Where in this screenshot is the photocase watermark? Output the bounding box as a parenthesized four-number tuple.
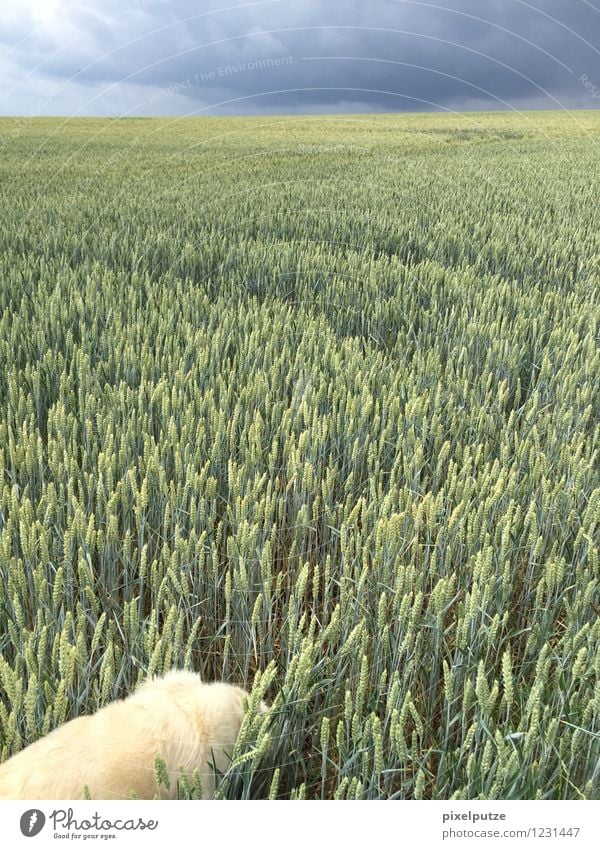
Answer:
(579, 73, 600, 100)
(19, 809, 46, 838)
(147, 55, 295, 103)
(50, 807, 159, 834)
(18, 807, 158, 840)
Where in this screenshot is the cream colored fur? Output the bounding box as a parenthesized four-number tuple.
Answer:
(0, 671, 260, 800)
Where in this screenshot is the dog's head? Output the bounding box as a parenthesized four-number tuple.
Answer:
(136, 673, 269, 741)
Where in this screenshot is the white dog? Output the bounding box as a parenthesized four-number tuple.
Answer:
(0, 670, 263, 800)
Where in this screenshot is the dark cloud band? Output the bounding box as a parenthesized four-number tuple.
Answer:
(1, 0, 599, 115)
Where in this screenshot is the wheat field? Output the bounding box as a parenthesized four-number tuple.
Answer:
(0, 111, 598, 799)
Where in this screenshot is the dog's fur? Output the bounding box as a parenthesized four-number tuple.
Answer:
(0, 671, 261, 800)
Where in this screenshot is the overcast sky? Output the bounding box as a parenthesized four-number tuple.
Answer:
(1, 0, 599, 116)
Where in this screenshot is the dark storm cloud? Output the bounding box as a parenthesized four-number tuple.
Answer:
(1, 0, 599, 115)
